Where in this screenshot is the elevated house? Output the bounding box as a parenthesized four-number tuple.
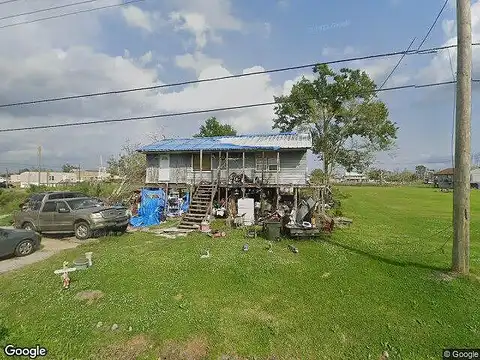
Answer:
(137, 132, 313, 229)
(434, 168, 454, 189)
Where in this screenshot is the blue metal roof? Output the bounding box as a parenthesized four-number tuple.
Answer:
(138, 132, 312, 153)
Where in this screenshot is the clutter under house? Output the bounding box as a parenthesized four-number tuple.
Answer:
(126, 131, 347, 237)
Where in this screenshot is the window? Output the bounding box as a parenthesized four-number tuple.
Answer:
(192, 153, 212, 171)
(56, 201, 70, 212)
(255, 152, 278, 172)
(42, 201, 56, 212)
(48, 175, 54, 181)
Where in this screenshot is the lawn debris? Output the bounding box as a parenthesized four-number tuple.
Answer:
(96, 322, 103, 328)
(75, 290, 104, 304)
(321, 272, 331, 278)
(200, 249, 210, 258)
(379, 350, 389, 360)
(288, 245, 298, 254)
(111, 323, 119, 331)
(208, 230, 226, 238)
(333, 217, 353, 228)
(266, 241, 273, 252)
(243, 244, 249, 252)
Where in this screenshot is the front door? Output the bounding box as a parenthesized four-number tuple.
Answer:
(158, 154, 170, 182)
(53, 201, 75, 232)
(38, 201, 56, 231)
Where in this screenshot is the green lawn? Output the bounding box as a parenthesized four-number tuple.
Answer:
(0, 186, 479, 360)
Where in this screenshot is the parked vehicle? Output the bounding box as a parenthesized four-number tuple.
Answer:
(20, 191, 90, 210)
(0, 227, 41, 257)
(13, 193, 130, 240)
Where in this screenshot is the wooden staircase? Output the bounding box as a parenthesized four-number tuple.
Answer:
(178, 183, 217, 230)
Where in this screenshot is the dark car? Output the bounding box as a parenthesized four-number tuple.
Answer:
(0, 227, 41, 257)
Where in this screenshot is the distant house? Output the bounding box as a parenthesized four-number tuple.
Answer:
(434, 168, 454, 189)
(342, 171, 367, 183)
(9, 171, 78, 188)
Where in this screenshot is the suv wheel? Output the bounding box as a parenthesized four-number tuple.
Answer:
(75, 222, 91, 240)
(22, 222, 34, 231)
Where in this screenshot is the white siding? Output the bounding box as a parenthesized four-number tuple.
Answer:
(145, 150, 308, 185)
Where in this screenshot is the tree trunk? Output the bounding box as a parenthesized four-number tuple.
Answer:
(323, 154, 330, 184)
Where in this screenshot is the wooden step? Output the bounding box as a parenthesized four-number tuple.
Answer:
(185, 213, 205, 218)
(179, 220, 202, 226)
(178, 224, 198, 229)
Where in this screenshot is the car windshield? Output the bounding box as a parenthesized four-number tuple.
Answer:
(66, 198, 101, 210)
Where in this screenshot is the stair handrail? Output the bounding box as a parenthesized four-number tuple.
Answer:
(203, 159, 221, 222)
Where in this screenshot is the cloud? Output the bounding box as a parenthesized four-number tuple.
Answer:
(419, 0, 480, 84)
(168, 0, 242, 49)
(121, 5, 161, 32)
(174, 51, 223, 75)
(0, 0, 293, 171)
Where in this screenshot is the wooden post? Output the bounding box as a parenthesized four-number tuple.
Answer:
(276, 186, 280, 209)
(199, 149, 203, 183)
(276, 151, 280, 185)
(321, 186, 326, 214)
(242, 152, 245, 198)
(217, 151, 221, 203)
(261, 151, 265, 184)
(294, 187, 298, 213)
(453, 0, 472, 274)
(211, 153, 214, 183)
(164, 182, 169, 217)
(242, 152, 245, 183)
(192, 154, 195, 186)
(226, 151, 229, 184)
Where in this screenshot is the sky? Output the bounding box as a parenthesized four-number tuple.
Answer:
(0, 0, 479, 173)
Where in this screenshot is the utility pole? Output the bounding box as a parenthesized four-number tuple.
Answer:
(453, 0, 472, 274)
(78, 164, 81, 182)
(5, 168, 8, 187)
(37, 146, 42, 186)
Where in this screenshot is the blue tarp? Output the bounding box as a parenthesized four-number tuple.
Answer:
(181, 193, 190, 213)
(130, 188, 166, 227)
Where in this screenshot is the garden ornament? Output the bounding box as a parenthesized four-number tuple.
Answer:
(54, 261, 76, 289)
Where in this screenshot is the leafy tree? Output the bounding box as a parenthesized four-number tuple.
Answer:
(309, 168, 325, 184)
(107, 140, 146, 199)
(367, 168, 383, 181)
(415, 165, 427, 179)
(193, 117, 237, 137)
(272, 64, 398, 183)
(62, 163, 77, 173)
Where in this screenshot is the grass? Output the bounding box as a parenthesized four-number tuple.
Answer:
(0, 186, 479, 359)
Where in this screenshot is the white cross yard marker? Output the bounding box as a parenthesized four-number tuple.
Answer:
(54, 261, 76, 289)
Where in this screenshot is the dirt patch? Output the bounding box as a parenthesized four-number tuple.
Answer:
(432, 271, 456, 282)
(75, 290, 104, 304)
(242, 307, 275, 323)
(159, 335, 208, 360)
(99, 335, 151, 360)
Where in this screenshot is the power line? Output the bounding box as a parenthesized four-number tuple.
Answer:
(379, 37, 416, 90)
(0, 0, 145, 30)
(417, 0, 449, 51)
(0, 0, 23, 5)
(1, 79, 478, 133)
(1, 42, 479, 109)
(0, 0, 103, 22)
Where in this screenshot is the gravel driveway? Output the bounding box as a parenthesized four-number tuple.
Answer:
(0, 236, 82, 274)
